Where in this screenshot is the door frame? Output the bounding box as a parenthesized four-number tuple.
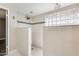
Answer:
(0, 5, 9, 55)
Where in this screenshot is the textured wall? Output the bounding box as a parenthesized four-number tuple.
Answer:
(15, 28, 28, 56)
(32, 24, 43, 48)
(43, 26, 79, 56)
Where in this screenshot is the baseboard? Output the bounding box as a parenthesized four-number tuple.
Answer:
(6, 49, 21, 56)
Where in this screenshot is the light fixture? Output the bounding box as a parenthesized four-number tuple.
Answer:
(25, 16, 30, 20)
(54, 3, 61, 9)
(13, 16, 15, 20)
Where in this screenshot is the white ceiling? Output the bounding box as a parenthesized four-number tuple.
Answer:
(0, 3, 73, 16)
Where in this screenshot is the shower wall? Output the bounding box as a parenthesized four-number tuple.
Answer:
(43, 26, 79, 56)
(32, 16, 44, 48)
(15, 28, 28, 56)
(32, 24, 43, 48)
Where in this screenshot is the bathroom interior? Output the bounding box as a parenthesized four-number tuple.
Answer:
(0, 3, 79, 56)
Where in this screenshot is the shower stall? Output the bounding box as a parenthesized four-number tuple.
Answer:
(10, 3, 79, 56)
(30, 3, 79, 56)
(16, 20, 44, 56)
(43, 3, 79, 56)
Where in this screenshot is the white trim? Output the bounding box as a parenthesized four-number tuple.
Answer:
(28, 27, 32, 56)
(6, 49, 20, 56)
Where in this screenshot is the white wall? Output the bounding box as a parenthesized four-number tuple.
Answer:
(9, 10, 18, 51)
(43, 26, 79, 56)
(9, 10, 29, 55)
(9, 10, 30, 56)
(32, 24, 43, 48)
(15, 28, 29, 56)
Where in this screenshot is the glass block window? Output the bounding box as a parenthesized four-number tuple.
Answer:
(45, 7, 79, 26)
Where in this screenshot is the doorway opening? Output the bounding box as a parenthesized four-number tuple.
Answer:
(0, 8, 8, 56)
